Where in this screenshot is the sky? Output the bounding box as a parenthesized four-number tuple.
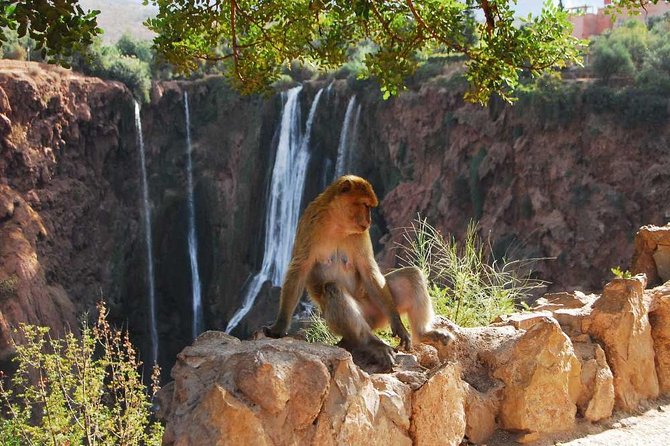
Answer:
(515, 1, 605, 16)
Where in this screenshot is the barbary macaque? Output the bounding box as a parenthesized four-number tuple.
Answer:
(263, 175, 452, 370)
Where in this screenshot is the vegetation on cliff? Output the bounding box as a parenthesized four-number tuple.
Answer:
(515, 16, 670, 130)
(0, 303, 162, 446)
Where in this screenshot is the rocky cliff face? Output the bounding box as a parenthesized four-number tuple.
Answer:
(350, 83, 670, 293)
(0, 61, 138, 364)
(1, 61, 669, 373)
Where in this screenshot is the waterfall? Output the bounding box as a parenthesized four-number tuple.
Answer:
(334, 95, 359, 177)
(184, 92, 203, 339)
(225, 86, 324, 333)
(133, 101, 158, 365)
(351, 102, 362, 165)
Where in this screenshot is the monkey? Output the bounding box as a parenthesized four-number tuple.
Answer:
(263, 175, 452, 371)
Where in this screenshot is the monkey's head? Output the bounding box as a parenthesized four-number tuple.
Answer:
(330, 175, 378, 235)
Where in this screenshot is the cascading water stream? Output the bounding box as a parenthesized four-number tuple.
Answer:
(334, 95, 359, 177)
(225, 86, 324, 333)
(184, 92, 203, 340)
(133, 101, 159, 365)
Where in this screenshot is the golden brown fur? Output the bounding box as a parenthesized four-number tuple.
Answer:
(263, 175, 451, 370)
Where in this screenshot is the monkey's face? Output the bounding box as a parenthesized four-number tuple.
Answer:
(331, 176, 379, 235)
(339, 194, 374, 235)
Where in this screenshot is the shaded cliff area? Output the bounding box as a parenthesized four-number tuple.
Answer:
(0, 61, 668, 372)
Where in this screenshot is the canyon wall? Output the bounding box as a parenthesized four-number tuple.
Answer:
(1, 61, 669, 371)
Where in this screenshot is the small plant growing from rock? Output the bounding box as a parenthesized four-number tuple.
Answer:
(304, 309, 340, 346)
(397, 217, 546, 327)
(0, 301, 163, 445)
(0, 275, 19, 301)
(611, 266, 633, 279)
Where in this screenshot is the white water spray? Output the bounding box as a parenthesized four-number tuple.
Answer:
(334, 95, 360, 177)
(226, 86, 324, 333)
(184, 92, 203, 339)
(134, 101, 158, 365)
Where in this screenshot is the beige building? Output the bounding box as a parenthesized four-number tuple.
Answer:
(569, 0, 670, 39)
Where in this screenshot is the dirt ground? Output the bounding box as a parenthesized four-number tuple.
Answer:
(485, 396, 670, 445)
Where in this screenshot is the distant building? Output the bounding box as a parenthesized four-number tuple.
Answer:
(568, 0, 670, 39)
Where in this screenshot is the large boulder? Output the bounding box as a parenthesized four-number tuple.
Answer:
(482, 318, 581, 434)
(648, 283, 670, 394)
(631, 224, 670, 286)
(409, 363, 466, 446)
(159, 331, 425, 446)
(588, 276, 659, 411)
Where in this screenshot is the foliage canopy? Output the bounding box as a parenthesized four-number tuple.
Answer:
(0, 0, 666, 102)
(145, 0, 585, 103)
(0, 0, 100, 63)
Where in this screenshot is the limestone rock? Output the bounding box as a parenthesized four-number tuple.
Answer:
(631, 224, 670, 286)
(588, 276, 660, 411)
(494, 310, 553, 330)
(463, 382, 500, 444)
(486, 318, 581, 434)
(533, 291, 597, 312)
(160, 332, 415, 446)
(410, 363, 466, 446)
(648, 283, 670, 394)
(573, 340, 614, 422)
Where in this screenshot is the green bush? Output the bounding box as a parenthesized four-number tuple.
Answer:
(72, 41, 152, 103)
(396, 218, 546, 327)
(590, 41, 635, 83)
(518, 75, 580, 127)
(0, 302, 163, 446)
(583, 83, 617, 113)
(106, 56, 152, 102)
(116, 34, 154, 65)
(0, 275, 19, 301)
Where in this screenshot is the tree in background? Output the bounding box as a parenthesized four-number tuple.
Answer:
(591, 39, 636, 83)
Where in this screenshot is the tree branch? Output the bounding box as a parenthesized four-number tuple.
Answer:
(405, 0, 471, 57)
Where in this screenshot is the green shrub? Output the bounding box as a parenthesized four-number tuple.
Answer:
(0, 275, 19, 301)
(396, 218, 546, 327)
(72, 41, 152, 103)
(618, 88, 669, 128)
(591, 41, 635, 82)
(0, 302, 163, 446)
(105, 56, 152, 103)
(116, 34, 154, 65)
(518, 75, 580, 127)
(583, 83, 617, 113)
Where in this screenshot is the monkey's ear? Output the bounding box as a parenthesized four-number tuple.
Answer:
(339, 179, 353, 194)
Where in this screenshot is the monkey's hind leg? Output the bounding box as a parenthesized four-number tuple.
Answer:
(385, 266, 454, 347)
(321, 282, 395, 372)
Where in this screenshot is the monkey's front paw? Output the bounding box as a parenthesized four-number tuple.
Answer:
(262, 325, 286, 339)
(392, 322, 413, 351)
(366, 341, 395, 372)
